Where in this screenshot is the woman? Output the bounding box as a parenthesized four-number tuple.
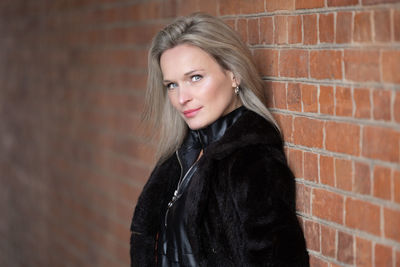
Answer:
(130, 13, 309, 266)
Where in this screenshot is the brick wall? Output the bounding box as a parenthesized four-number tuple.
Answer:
(0, 0, 399, 266)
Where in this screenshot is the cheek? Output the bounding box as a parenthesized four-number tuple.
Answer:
(167, 91, 179, 108)
(201, 78, 227, 101)
(205, 79, 233, 104)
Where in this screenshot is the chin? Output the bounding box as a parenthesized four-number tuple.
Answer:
(183, 113, 219, 130)
(186, 122, 205, 130)
(185, 119, 211, 130)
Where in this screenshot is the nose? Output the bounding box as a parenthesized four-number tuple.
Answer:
(178, 84, 192, 105)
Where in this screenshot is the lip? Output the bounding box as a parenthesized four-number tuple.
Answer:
(183, 107, 202, 118)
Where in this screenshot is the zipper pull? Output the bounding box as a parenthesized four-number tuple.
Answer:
(165, 190, 179, 226)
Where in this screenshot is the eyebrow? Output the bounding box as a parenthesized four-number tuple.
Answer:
(163, 69, 204, 83)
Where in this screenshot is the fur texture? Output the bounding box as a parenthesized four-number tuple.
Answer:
(130, 110, 309, 266)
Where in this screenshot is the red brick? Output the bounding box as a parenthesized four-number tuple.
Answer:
(395, 10, 400, 41)
(319, 86, 334, 115)
(310, 50, 342, 80)
(319, 13, 335, 43)
(353, 162, 371, 195)
(260, 17, 274, 44)
(237, 19, 248, 43)
(301, 84, 318, 113)
(223, 19, 235, 30)
(373, 90, 391, 121)
(354, 11, 372, 42)
(394, 170, 400, 203)
(336, 12, 353, 43)
(320, 155, 335, 186)
(335, 86, 353, 117)
(384, 208, 400, 242)
(296, 183, 311, 214)
(296, 0, 325, 9)
(374, 243, 393, 267)
(320, 225, 336, 258)
(373, 165, 392, 200)
(325, 121, 360, 156)
(266, 0, 295, 11)
(293, 117, 323, 148)
(309, 255, 329, 267)
(271, 82, 287, 109)
(304, 152, 318, 182)
(284, 147, 289, 159)
(253, 49, 279, 77)
(344, 50, 380, 82)
(177, 0, 198, 16)
(197, 0, 218, 15)
(395, 92, 400, 123)
(356, 237, 372, 267)
(274, 16, 287, 44)
(396, 250, 400, 267)
(247, 18, 259, 45)
(335, 158, 353, 191)
(288, 148, 303, 178)
(287, 83, 302, 111)
(345, 198, 380, 235)
(338, 231, 354, 264)
(279, 49, 308, 78)
(328, 0, 358, 6)
(362, 126, 400, 162)
(240, 0, 265, 14)
(354, 88, 371, 119)
(288, 15, 302, 44)
(218, 0, 240, 15)
(303, 14, 318, 45)
(374, 10, 391, 42)
(273, 113, 293, 142)
(304, 220, 320, 252)
(363, 0, 399, 4)
(312, 188, 344, 224)
(382, 50, 400, 84)
(264, 81, 274, 108)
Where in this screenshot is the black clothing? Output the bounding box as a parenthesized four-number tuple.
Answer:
(130, 108, 309, 266)
(158, 107, 246, 267)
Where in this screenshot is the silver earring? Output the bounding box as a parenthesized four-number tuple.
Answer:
(234, 86, 240, 95)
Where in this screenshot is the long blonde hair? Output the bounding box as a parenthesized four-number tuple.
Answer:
(143, 13, 279, 162)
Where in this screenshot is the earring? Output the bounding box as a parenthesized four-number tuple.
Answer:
(234, 85, 240, 95)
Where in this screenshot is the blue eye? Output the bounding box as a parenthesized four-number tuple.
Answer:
(166, 83, 178, 90)
(191, 75, 202, 82)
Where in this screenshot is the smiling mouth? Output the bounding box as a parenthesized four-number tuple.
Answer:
(183, 107, 202, 118)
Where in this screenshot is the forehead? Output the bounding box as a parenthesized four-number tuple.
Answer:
(160, 44, 221, 78)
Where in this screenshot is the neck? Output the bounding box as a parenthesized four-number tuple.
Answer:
(177, 106, 246, 173)
(194, 105, 246, 149)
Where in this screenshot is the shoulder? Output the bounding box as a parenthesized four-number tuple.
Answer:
(219, 142, 296, 210)
(207, 110, 284, 159)
(228, 143, 292, 184)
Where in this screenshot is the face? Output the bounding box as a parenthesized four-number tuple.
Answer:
(160, 44, 241, 130)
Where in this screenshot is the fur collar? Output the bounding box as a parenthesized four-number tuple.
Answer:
(204, 109, 283, 160)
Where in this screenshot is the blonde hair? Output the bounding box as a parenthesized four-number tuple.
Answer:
(143, 13, 279, 162)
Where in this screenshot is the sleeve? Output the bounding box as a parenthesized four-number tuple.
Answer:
(130, 231, 157, 267)
(228, 145, 309, 267)
(130, 156, 180, 267)
(129, 168, 161, 267)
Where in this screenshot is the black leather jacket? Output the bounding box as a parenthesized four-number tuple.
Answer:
(157, 107, 246, 266)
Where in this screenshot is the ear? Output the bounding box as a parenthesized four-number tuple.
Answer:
(228, 71, 240, 88)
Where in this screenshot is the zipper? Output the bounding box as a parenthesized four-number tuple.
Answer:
(164, 150, 197, 227)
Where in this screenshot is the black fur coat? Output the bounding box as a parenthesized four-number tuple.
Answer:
(130, 110, 309, 266)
